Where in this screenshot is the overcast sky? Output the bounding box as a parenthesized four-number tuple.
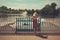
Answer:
(0, 0, 60, 9)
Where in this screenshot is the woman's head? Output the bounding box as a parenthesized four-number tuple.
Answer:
(33, 12, 38, 16)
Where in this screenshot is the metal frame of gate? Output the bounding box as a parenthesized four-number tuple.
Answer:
(16, 17, 60, 34)
(16, 17, 41, 32)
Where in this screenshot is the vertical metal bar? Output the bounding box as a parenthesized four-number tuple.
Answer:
(21, 18, 23, 29)
(18, 18, 20, 31)
(30, 18, 33, 30)
(22, 18, 24, 29)
(30, 17, 32, 31)
(29, 18, 30, 31)
(16, 18, 17, 31)
(26, 18, 28, 31)
(18, 18, 20, 30)
(20, 18, 21, 30)
(26, 18, 28, 32)
(28, 17, 29, 31)
(31, 18, 33, 31)
(21, 18, 22, 31)
(17, 18, 18, 31)
(29, 17, 30, 31)
(19, 18, 20, 31)
(28, 18, 30, 30)
(20, 18, 21, 31)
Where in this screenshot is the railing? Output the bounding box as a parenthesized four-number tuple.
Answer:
(16, 17, 60, 34)
(0, 17, 60, 34)
(16, 17, 41, 32)
(41, 22, 60, 33)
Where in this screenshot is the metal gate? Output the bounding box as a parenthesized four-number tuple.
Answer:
(16, 17, 60, 34)
(16, 17, 41, 32)
(41, 18, 60, 34)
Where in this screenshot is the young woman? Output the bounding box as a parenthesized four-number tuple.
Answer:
(32, 12, 38, 34)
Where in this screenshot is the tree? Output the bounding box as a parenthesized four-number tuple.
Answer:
(51, 3, 57, 16)
(40, 3, 58, 18)
(40, 4, 51, 17)
(27, 9, 32, 16)
(51, 3, 57, 8)
(1, 6, 7, 10)
(31, 9, 35, 15)
(57, 8, 60, 15)
(0, 6, 8, 18)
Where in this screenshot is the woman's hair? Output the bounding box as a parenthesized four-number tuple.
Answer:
(33, 12, 38, 16)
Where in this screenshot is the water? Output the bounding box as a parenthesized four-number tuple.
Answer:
(0, 11, 39, 29)
(0, 15, 20, 28)
(0, 11, 32, 29)
(0, 15, 33, 28)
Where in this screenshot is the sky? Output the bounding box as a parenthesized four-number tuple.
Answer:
(0, 0, 60, 9)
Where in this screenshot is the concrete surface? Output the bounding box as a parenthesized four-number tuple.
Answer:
(0, 35, 60, 40)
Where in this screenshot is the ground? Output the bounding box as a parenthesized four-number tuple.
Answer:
(0, 35, 60, 40)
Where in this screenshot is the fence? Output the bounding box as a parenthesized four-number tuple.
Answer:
(16, 17, 60, 34)
(40, 18, 60, 34)
(0, 17, 60, 34)
(16, 17, 41, 32)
